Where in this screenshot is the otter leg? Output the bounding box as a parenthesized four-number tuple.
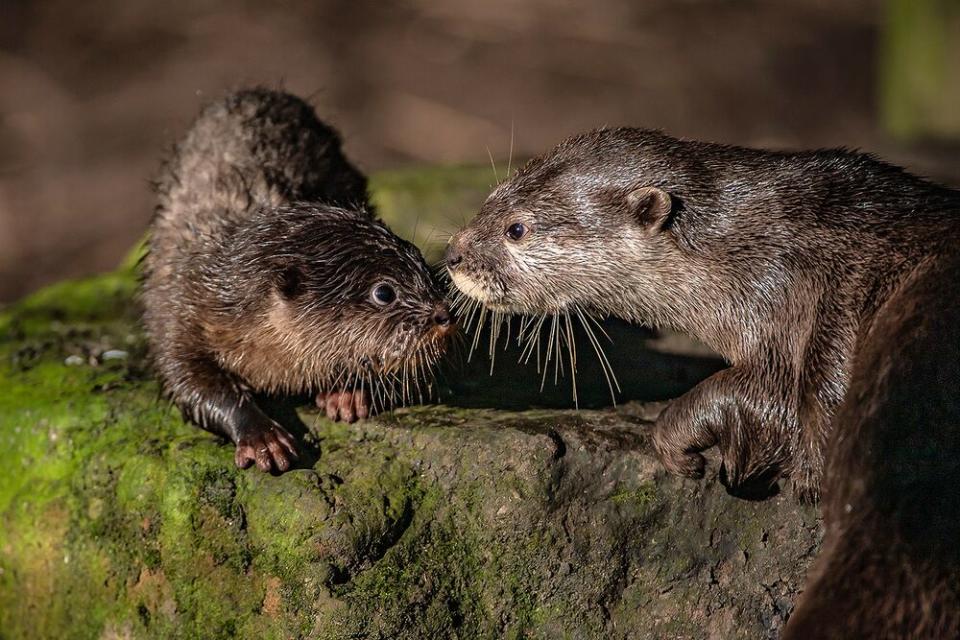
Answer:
(651, 365, 795, 494)
(788, 416, 827, 503)
(315, 390, 371, 423)
(167, 353, 299, 472)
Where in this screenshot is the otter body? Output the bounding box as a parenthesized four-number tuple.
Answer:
(446, 128, 960, 635)
(784, 250, 960, 638)
(143, 89, 452, 472)
(447, 128, 959, 499)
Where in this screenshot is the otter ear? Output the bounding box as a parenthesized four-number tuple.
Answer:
(626, 186, 672, 233)
(274, 263, 305, 300)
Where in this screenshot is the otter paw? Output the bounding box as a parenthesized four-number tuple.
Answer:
(234, 422, 299, 473)
(650, 420, 709, 479)
(790, 468, 822, 504)
(316, 390, 370, 423)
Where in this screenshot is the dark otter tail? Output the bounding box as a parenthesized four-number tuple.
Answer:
(784, 251, 960, 639)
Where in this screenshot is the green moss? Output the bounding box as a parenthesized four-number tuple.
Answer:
(609, 481, 658, 511)
(321, 487, 485, 639)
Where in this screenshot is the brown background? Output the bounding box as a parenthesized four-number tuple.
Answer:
(1, 0, 957, 304)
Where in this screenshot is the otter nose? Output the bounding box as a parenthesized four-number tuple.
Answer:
(444, 242, 463, 271)
(432, 304, 452, 328)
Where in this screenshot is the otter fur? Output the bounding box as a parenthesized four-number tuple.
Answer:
(143, 88, 452, 472)
(446, 127, 960, 635)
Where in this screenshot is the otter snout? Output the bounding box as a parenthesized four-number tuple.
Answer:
(433, 304, 452, 328)
(429, 302, 455, 337)
(444, 240, 464, 271)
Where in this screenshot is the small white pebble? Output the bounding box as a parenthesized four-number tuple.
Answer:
(64, 355, 84, 366)
(101, 350, 128, 361)
(844, 503, 853, 513)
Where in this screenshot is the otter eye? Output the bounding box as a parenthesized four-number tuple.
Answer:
(505, 222, 528, 241)
(371, 283, 397, 306)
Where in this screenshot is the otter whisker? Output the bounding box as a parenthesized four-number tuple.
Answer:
(554, 313, 564, 384)
(582, 309, 615, 345)
(507, 119, 515, 178)
(563, 309, 579, 408)
(541, 313, 558, 393)
(468, 306, 488, 362)
(488, 310, 503, 374)
(517, 314, 535, 346)
(486, 146, 500, 184)
(518, 312, 547, 366)
(574, 305, 621, 403)
(411, 213, 421, 247)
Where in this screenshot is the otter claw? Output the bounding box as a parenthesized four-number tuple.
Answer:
(234, 422, 299, 473)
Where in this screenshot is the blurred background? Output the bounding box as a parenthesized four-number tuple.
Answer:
(1, 0, 958, 305)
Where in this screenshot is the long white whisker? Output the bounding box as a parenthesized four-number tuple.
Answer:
(564, 309, 578, 408)
(575, 305, 621, 402)
(541, 314, 558, 392)
(468, 306, 487, 362)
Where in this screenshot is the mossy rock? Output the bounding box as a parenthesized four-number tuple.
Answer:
(0, 166, 820, 639)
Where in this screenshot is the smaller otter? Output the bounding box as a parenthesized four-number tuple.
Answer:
(142, 89, 453, 473)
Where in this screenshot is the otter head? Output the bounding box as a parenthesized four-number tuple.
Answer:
(445, 128, 679, 320)
(221, 204, 453, 400)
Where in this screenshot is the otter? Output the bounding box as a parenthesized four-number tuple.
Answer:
(782, 249, 960, 638)
(446, 127, 960, 635)
(142, 88, 453, 473)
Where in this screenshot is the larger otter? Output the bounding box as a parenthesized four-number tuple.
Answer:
(143, 89, 453, 473)
(446, 129, 960, 635)
(783, 245, 960, 637)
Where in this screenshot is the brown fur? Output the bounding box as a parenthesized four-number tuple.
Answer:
(783, 251, 960, 638)
(142, 89, 452, 473)
(447, 128, 960, 635)
(446, 127, 959, 501)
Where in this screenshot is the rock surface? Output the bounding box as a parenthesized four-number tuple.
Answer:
(0, 167, 820, 639)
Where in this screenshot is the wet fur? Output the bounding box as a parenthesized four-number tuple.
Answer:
(784, 252, 960, 638)
(448, 127, 960, 500)
(449, 128, 960, 635)
(142, 88, 449, 472)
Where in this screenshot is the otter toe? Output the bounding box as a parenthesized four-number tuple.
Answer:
(338, 392, 355, 422)
(663, 450, 707, 479)
(318, 390, 373, 422)
(355, 392, 370, 420)
(235, 445, 257, 470)
(235, 422, 299, 473)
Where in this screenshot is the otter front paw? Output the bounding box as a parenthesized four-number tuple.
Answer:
(650, 411, 711, 480)
(316, 390, 370, 423)
(234, 422, 299, 473)
(652, 408, 783, 499)
(651, 370, 790, 499)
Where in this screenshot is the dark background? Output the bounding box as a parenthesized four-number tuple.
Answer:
(1, 0, 958, 304)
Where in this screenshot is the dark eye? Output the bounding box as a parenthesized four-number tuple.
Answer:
(505, 222, 529, 241)
(371, 282, 397, 306)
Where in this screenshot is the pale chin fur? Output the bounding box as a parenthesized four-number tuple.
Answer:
(450, 270, 492, 303)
